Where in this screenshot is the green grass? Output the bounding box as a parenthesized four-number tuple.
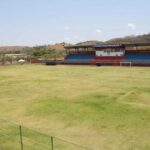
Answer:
(0, 64, 150, 150)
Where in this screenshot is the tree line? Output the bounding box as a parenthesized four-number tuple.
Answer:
(0, 45, 66, 65)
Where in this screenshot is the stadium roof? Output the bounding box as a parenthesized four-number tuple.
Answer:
(65, 43, 150, 49)
(94, 44, 123, 48)
(123, 43, 150, 47)
(64, 45, 94, 49)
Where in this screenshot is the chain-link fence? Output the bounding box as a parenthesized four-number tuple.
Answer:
(0, 119, 93, 150)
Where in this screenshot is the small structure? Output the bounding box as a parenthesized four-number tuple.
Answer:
(18, 59, 25, 64)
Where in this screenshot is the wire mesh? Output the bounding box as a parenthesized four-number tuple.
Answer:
(0, 118, 93, 150)
(0, 119, 20, 150)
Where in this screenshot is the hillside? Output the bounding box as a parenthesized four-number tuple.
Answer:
(76, 33, 150, 46)
(0, 33, 150, 54)
(45, 42, 71, 51)
(76, 40, 103, 46)
(107, 33, 150, 44)
(0, 46, 28, 52)
(0, 43, 69, 53)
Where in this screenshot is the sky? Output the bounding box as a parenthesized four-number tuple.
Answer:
(0, 0, 150, 46)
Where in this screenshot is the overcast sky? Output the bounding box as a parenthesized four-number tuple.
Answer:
(0, 0, 150, 46)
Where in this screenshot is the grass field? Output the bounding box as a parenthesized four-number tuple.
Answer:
(0, 64, 150, 150)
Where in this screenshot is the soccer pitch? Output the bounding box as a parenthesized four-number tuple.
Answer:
(0, 65, 150, 150)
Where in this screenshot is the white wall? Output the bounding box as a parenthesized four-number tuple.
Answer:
(96, 50, 124, 57)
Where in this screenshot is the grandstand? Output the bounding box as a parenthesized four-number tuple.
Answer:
(64, 43, 150, 66)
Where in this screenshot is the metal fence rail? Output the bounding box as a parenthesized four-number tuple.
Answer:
(0, 118, 93, 150)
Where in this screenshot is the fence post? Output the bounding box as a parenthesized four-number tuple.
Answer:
(19, 125, 23, 150)
(51, 136, 54, 150)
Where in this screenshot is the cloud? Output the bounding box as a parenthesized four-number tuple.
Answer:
(95, 29, 102, 33)
(127, 23, 136, 30)
(64, 26, 70, 31)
